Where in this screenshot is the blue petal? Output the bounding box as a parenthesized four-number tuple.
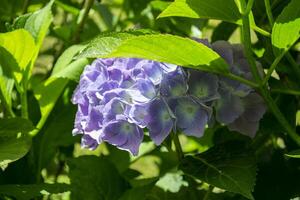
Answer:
(160, 68, 188, 97)
(212, 41, 234, 65)
(228, 93, 266, 137)
(102, 120, 143, 155)
(126, 79, 157, 103)
(173, 97, 210, 137)
(147, 98, 174, 145)
(215, 88, 245, 124)
(188, 71, 219, 102)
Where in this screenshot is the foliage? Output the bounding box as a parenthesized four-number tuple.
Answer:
(0, 0, 300, 200)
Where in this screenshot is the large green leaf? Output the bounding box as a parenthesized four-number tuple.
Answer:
(272, 0, 300, 52)
(33, 45, 88, 126)
(0, 118, 34, 168)
(158, 0, 241, 23)
(0, 183, 70, 200)
(37, 104, 78, 169)
(51, 44, 88, 82)
(0, 29, 36, 71)
(78, 31, 229, 74)
(23, 0, 54, 46)
(179, 142, 257, 200)
(68, 156, 129, 200)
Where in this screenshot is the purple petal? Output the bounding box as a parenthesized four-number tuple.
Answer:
(102, 120, 143, 155)
(212, 41, 234, 65)
(147, 98, 174, 145)
(160, 68, 188, 97)
(173, 97, 210, 137)
(188, 70, 219, 102)
(215, 89, 244, 124)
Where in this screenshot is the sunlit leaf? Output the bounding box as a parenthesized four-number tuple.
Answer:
(272, 0, 300, 52)
(78, 31, 229, 74)
(158, 0, 241, 23)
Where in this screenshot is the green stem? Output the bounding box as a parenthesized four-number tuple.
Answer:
(224, 73, 259, 88)
(203, 185, 213, 200)
(172, 132, 184, 161)
(264, 0, 274, 26)
(263, 51, 285, 85)
(72, 0, 95, 43)
(20, 87, 28, 119)
(253, 25, 271, 37)
(285, 53, 300, 83)
(259, 88, 300, 145)
(0, 91, 15, 117)
(271, 88, 300, 96)
(263, 0, 300, 84)
(240, 0, 300, 146)
(245, 0, 254, 15)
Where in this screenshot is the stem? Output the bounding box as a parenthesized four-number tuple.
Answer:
(22, 0, 30, 14)
(0, 91, 15, 117)
(72, 0, 95, 43)
(203, 185, 213, 200)
(271, 88, 300, 96)
(224, 73, 259, 88)
(263, 51, 285, 85)
(20, 90, 28, 119)
(264, 0, 274, 26)
(241, 8, 262, 84)
(285, 53, 300, 83)
(172, 132, 184, 161)
(240, 0, 300, 146)
(245, 0, 254, 15)
(259, 88, 300, 145)
(263, 0, 300, 84)
(253, 25, 271, 37)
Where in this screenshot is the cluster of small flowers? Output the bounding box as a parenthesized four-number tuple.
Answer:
(72, 40, 266, 155)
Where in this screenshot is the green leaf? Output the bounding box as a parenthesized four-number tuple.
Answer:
(68, 156, 129, 200)
(119, 182, 156, 200)
(51, 44, 89, 82)
(0, 118, 34, 168)
(34, 45, 88, 126)
(179, 142, 257, 200)
(23, 0, 54, 46)
(33, 78, 68, 124)
(37, 104, 78, 169)
(158, 0, 241, 23)
(0, 29, 36, 80)
(285, 150, 300, 158)
(78, 31, 229, 74)
(0, 69, 14, 108)
(0, 183, 71, 200)
(272, 0, 300, 52)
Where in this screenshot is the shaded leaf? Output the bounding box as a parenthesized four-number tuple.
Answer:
(180, 142, 257, 200)
(0, 183, 70, 200)
(0, 118, 34, 168)
(68, 156, 129, 200)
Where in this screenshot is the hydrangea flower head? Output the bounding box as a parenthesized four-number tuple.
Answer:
(72, 40, 267, 155)
(72, 58, 210, 155)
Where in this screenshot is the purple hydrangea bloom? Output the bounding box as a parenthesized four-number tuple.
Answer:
(72, 40, 267, 155)
(72, 58, 210, 155)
